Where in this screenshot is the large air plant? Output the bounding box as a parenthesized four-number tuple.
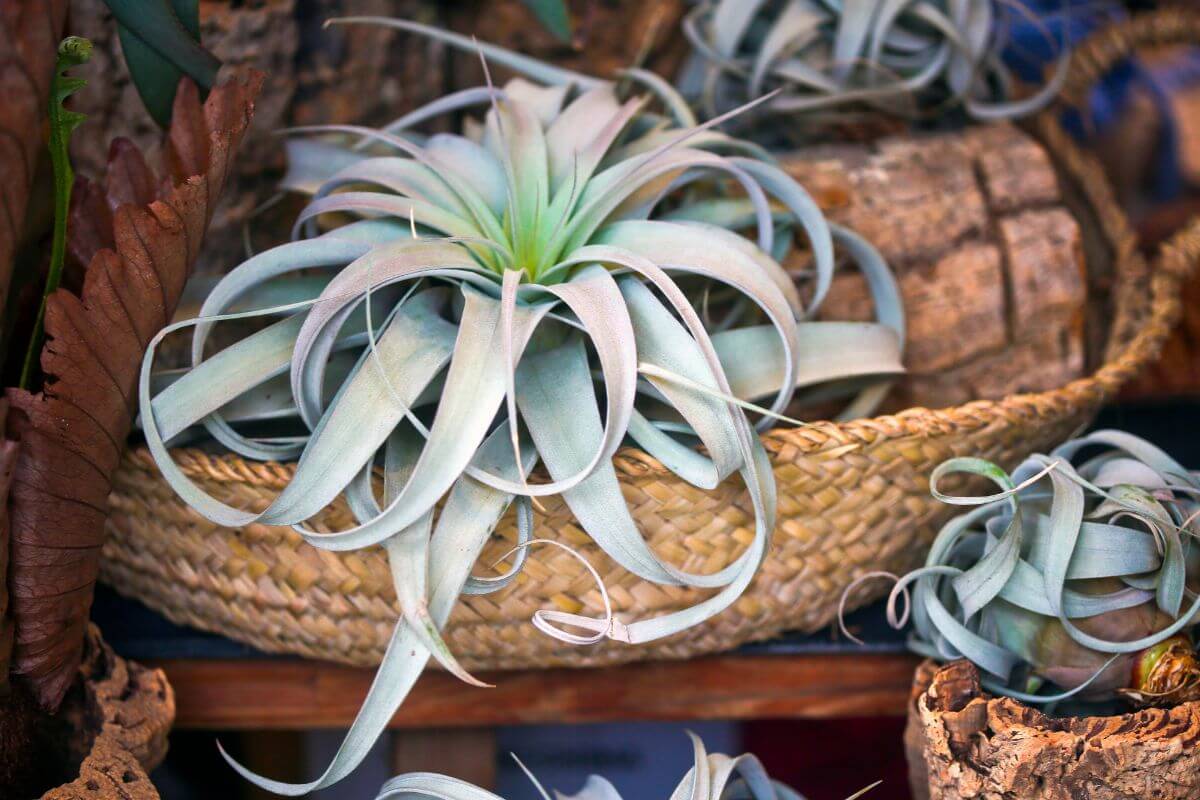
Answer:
(139, 17, 903, 793)
(857, 431, 1200, 707)
(680, 0, 1070, 125)
(372, 734, 877, 800)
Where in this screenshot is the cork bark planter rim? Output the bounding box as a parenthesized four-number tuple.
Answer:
(35, 625, 174, 800)
(904, 658, 1200, 800)
(99, 11, 1200, 671)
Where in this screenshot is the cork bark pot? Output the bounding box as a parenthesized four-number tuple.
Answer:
(904, 659, 1200, 800)
(37, 625, 174, 800)
(93, 14, 1200, 671)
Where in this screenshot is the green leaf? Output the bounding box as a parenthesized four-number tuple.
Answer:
(19, 36, 92, 391)
(519, 0, 572, 43)
(105, 0, 220, 126)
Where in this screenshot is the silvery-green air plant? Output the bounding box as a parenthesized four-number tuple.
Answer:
(680, 0, 1070, 125)
(138, 16, 905, 794)
(852, 431, 1200, 708)
(373, 734, 878, 800)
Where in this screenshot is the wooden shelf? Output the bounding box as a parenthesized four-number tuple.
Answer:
(150, 651, 920, 730)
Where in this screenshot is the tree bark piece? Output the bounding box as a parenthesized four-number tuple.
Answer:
(39, 624, 174, 800)
(905, 659, 1200, 800)
(785, 123, 1096, 413)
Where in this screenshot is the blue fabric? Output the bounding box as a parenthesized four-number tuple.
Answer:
(998, 1, 1200, 202)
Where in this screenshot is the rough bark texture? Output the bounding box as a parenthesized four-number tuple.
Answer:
(38, 625, 174, 800)
(905, 660, 1200, 800)
(785, 122, 1096, 413)
(67, 0, 687, 274)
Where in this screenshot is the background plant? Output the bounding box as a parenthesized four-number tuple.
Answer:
(680, 0, 1071, 127)
(372, 734, 878, 800)
(139, 16, 904, 795)
(853, 430, 1200, 708)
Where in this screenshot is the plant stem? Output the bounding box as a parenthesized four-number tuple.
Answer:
(19, 37, 90, 391)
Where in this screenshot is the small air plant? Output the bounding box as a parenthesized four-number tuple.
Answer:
(372, 734, 878, 800)
(139, 17, 904, 794)
(680, 0, 1070, 126)
(847, 430, 1200, 708)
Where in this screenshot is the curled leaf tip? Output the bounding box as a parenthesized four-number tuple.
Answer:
(58, 35, 92, 65)
(881, 430, 1200, 707)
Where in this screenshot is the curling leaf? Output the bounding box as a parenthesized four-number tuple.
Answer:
(864, 430, 1200, 707)
(371, 734, 862, 800)
(681, 0, 1071, 124)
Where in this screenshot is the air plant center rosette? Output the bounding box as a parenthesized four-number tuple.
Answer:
(856, 430, 1200, 708)
(136, 18, 904, 794)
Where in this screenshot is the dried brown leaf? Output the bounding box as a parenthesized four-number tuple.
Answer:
(0, 0, 66, 692)
(8, 71, 263, 709)
(0, 399, 21, 694)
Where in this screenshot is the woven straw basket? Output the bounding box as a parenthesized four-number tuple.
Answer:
(101, 14, 1200, 670)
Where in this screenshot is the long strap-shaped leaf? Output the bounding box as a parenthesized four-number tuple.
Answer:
(289, 240, 486, 428)
(140, 251, 499, 531)
(466, 264, 637, 499)
(266, 289, 457, 525)
(152, 288, 402, 446)
(377, 425, 490, 686)
(289, 286, 553, 550)
(587, 226, 799, 424)
(222, 427, 537, 795)
(527, 245, 777, 644)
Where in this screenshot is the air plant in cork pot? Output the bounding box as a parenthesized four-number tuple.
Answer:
(850, 430, 1200, 709)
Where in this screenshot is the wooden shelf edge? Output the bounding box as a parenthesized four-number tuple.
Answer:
(149, 652, 920, 730)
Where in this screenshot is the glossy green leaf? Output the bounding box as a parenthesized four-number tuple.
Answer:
(519, 0, 572, 43)
(105, 0, 220, 126)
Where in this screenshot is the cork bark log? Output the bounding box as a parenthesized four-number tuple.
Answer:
(904, 660, 1200, 800)
(38, 625, 174, 800)
(785, 122, 1101, 413)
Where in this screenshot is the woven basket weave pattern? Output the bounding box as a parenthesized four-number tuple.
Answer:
(101, 12, 1200, 669)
